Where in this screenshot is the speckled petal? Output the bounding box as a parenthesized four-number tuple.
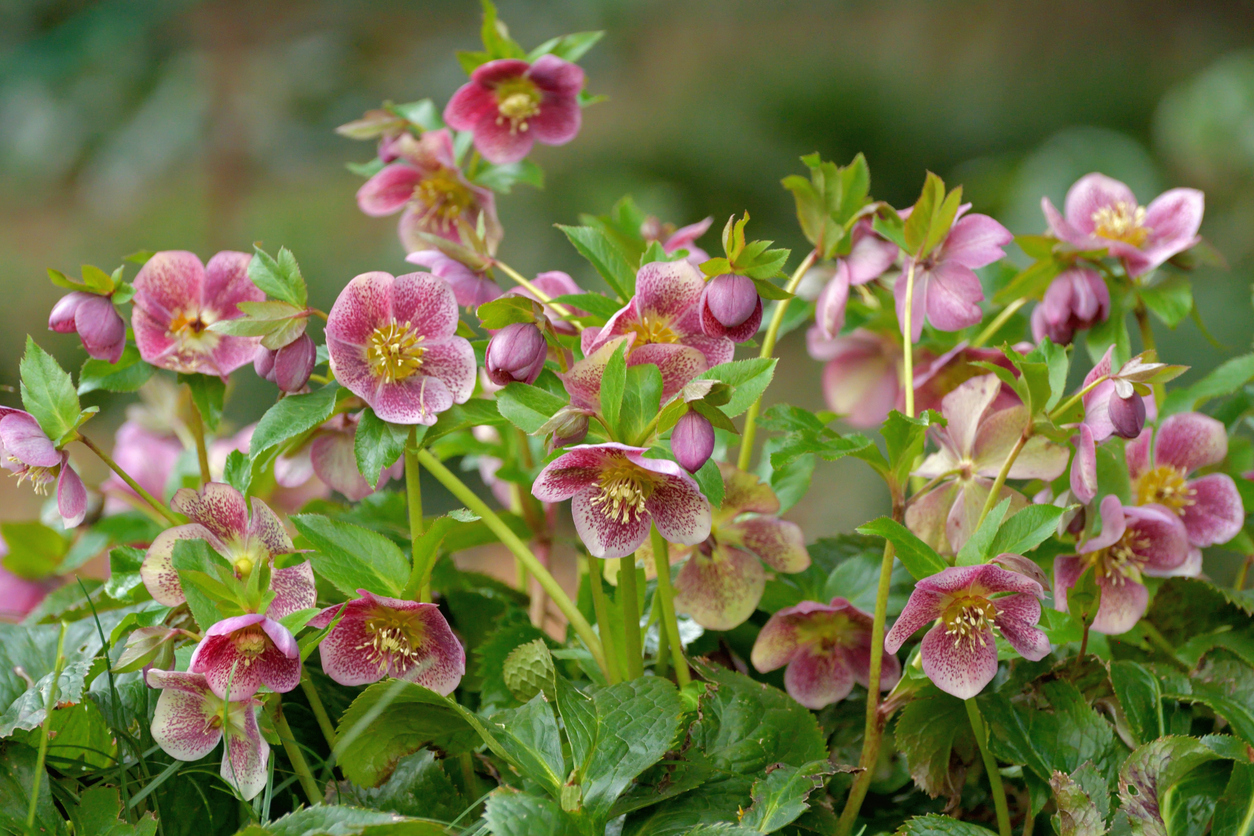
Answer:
(1091, 573, 1150, 635)
(570, 488, 652, 559)
(920, 622, 999, 700)
(269, 562, 317, 620)
(1154, 412, 1228, 475)
(390, 271, 461, 341)
(1181, 473, 1244, 547)
(202, 251, 263, 316)
(634, 260, 706, 321)
(943, 375, 1001, 458)
(673, 546, 765, 631)
(784, 646, 856, 709)
(993, 593, 1050, 661)
(326, 272, 396, 348)
(133, 251, 205, 325)
(643, 472, 713, 547)
(627, 342, 708, 401)
(718, 463, 780, 517)
(141, 523, 223, 606)
(560, 335, 635, 410)
(531, 444, 619, 502)
(1070, 424, 1098, 504)
(148, 670, 223, 762)
(0, 412, 59, 467)
(884, 586, 946, 653)
(357, 163, 423, 216)
(415, 339, 476, 403)
(173, 482, 249, 546)
(370, 374, 454, 426)
(723, 517, 809, 573)
(310, 430, 375, 501)
(1124, 503, 1190, 573)
(904, 481, 960, 555)
(221, 702, 269, 801)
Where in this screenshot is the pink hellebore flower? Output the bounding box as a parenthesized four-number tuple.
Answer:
(140, 482, 315, 617)
(405, 249, 501, 309)
(751, 598, 899, 710)
(894, 206, 1012, 340)
(132, 251, 265, 377)
(906, 376, 1069, 555)
(700, 274, 762, 343)
(814, 220, 900, 339)
(1127, 412, 1244, 550)
(49, 291, 126, 363)
(308, 590, 465, 690)
(326, 271, 476, 425)
(444, 56, 584, 164)
(1042, 173, 1204, 277)
(0, 408, 87, 527)
(357, 129, 502, 252)
(1030, 268, 1110, 346)
(532, 442, 712, 559)
(503, 270, 585, 335)
(1055, 495, 1190, 635)
(662, 217, 714, 265)
(885, 563, 1051, 700)
(1081, 347, 1148, 443)
(673, 465, 809, 630)
(912, 341, 1026, 418)
(806, 327, 901, 429)
(188, 613, 301, 700)
(254, 333, 317, 394)
(276, 414, 402, 503)
(147, 669, 268, 801)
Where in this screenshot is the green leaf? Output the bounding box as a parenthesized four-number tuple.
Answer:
(356, 409, 409, 489)
(20, 336, 81, 443)
(255, 805, 451, 835)
(987, 503, 1066, 557)
(856, 517, 946, 581)
(1162, 353, 1254, 415)
(292, 514, 409, 597)
(897, 815, 999, 835)
(250, 384, 339, 460)
(548, 293, 623, 321)
(472, 159, 545, 193)
(1110, 660, 1164, 746)
(496, 383, 568, 434)
(1140, 275, 1193, 329)
(697, 358, 776, 417)
(222, 449, 251, 496)
(556, 224, 636, 300)
(0, 521, 68, 580)
(1212, 761, 1254, 836)
(426, 399, 503, 443)
(1049, 762, 1110, 836)
(601, 340, 627, 434)
(739, 760, 833, 833)
(332, 750, 467, 822)
(78, 346, 154, 395)
(621, 364, 663, 446)
(883, 409, 940, 487)
(1118, 736, 1225, 835)
(179, 373, 225, 432)
(488, 695, 566, 796)
(956, 498, 1011, 566)
(484, 789, 580, 836)
(476, 295, 539, 329)
(527, 30, 603, 63)
(171, 538, 234, 631)
(895, 688, 974, 801)
(248, 245, 307, 307)
(692, 457, 724, 508)
(903, 172, 945, 255)
(992, 258, 1064, 306)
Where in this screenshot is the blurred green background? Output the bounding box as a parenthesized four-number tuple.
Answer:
(3, 0, 1254, 539)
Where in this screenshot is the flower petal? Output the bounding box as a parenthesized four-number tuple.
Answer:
(269, 562, 318, 620)
(310, 430, 374, 502)
(1154, 412, 1228, 475)
(643, 473, 713, 548)
(919, 622, 999, 700)
(723, 517, 809, 573)
(0, 412, 60, 467)
(1137, 188, 1204, 275)
(1125, 429, 1153, 481)
(469, 110, 535, 164)
(203, 251, 263, 316)
(529, 93, 581, 144)
(173, 482, 249, 547)
(326, 272, 395, 348)
(718, 463, 780, 516)
(939, 213, 1011, 270)
(627, 343, 708, 401)
(443, 81, 496, 132)
(920, 261, 985, 333)
(133, 251, 205, 325)
(390, 271, 461, 341)
(884, 586, 946, 654)
(942, 375, 1001, 459)
(993, 593, 1051, 661)
(1181, 473, 1244, 547)
(531, 444, 618, 503)
(392, 603, 466, 695)
(559, 335, 634, 411)
(246, 497, 294, 558)
(634, 260, 706, 321)
(1070, 425, 1098, 504)
(141, 524, 223, 606)
(56, 462, 87, 528)
(370, 374, 454, 425)
(419, 339, 479, 404)
(904, 481, 960, 556)
(1124, 503, 1190, 573)
(221, 702, 269, 801)
(149, 672, 223, 762)
(894, 261, 930, 341)
(784, 646, 856, 709)
(673, 546, 765, 631)
(815, 263, 850, 340)
(571, 488, 652, 559)
(1063, 173, 1138, 236)
(750, 605, 810, 672)
(1091, 573, 1149, 635)
(1080, 495, 1128, 554)
(528, 54, 585, 97)
(357, 163, 422, 216)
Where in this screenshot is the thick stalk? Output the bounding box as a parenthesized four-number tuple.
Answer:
(965, 698, 1012, 836)
(1133, 302, 1166, 407)
(650, 527, 690, 687)
(970, 297, 1029, 349)
(27, 622, 67, 829)
(737, 249, 819, 470)
(586, 557, 624, 684)
(619, 551, 645, 679)
(404, 428, 430, 601)
(416, 449, 608, 677)
(300, 674, 337, 749)
(901, 260, 919, 418)
(77, 435, 180, 525)
(974, 430, 1030, 529)
(493, 260, 581, 329)
(274, 703, 322, 805)
(187, 398, 212, 486)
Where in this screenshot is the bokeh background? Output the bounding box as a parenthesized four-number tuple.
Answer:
(3, 0, 1254, 545)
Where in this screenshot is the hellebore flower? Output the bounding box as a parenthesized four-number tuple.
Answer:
(147, 669, 268, 801)
(885, 563, 1050, 699)
(671, 411, 715, 473)
(906, 376, 1069, 555)
(254, 332, 316, 393)
(357, 129, 502, 252)
(405, 249, 501, 308)
(1030, 268, 1110, 346)
(485, 322, 547, 386)
(188, 613, 301, 700)
(1127, 412, 1244, 549)
(444, 56, 584, 164)
(308, 590, 465, 689)
(751, 598, 899, 709)
(662, 217, 714, 264)
(1081, 347, 1147, 442)
(536, 405, 592, 451)
(1042, 173, 1204, 277)
(132, 251, 265, 377)
(912, 341, 1026, 417)
(326, 271, 476, 425)
(49, 291, 126, 363)
(813, 220, 900, 339)
(807, 328, 901, 429)
(504, 270, 584, 335)
(700, 274, 761, 342)
(582, 260, 734, 397)
(895, 207, 1012, 340)
(275, 414, 402, 502)
(141, 482, 315, 616)
(0, 408, 86, 527)
(673, 465, 809, 630)
(1055, 495, 1190, 634)
(532, 442, 712, 559)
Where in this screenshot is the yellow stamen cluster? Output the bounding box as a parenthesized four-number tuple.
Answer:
(589, 459, 654, 524)
(1134, 465, 1195, 515)
(630, 313, 679, 346)
(413, 168, 473, 230)
(796, 612, 856, 653)
(941, 597, 997, 647)
(7, 459, 56, 494)
(494, 78, 541, 133)
(1091, 201, 1151, 247)
(232, 627, 269, 666)
(366, 321, 427, 383)
(1095, 531, 1150, 587)
(360, 615, 427, 672)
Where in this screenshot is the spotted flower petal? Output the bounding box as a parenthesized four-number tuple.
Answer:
(919, 621, 1000, 700)
(673, 546, 765, 631)
(188, 613, 302, 699)
(140, 523, 226, 606)
(147, 670, 226, 761)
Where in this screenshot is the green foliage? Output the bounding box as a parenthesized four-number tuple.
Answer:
(249, 384, 340, 462)
(292, 514, 410, 597)
(697, 359, 777, 418)
(355, 409, 409, 488)
(894, 688, 974, 802)
(856, 517, 946, 581)
(78, 346, 154, 395)
(780, 153, 870, 259)
(495, 382, 568, 433)
(557, 224, 636, 300)
(21, 336, 86, 443)
(333, 751, 466, 822)
(246, 245, 308, 308)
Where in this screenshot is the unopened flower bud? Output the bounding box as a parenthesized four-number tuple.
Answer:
(672, 410, 715, 473)
(1108, 392, 1146, 439)
(255, 333, 316, 393)
(538, 406, 590, 450)
(1030, 268, 1110, 346)
(486, 322, 547, 386)
(701, 274, 762, 342)
(48, 291, 126, 363)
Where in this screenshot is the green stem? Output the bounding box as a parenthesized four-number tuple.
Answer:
(737, 248, 819, 471)
(902, 259, 919, 418)
(27, 622, 67, 830)
(1235, 554, 1253, 592)
(966, 698, 1012, 836)
(300, 674, 337, 750)
(619, 551, 645, 679)
(1140, 621, 1190, 671)
(1048, 375, 1108, 424)
(1074, 620, 1091, 674)
(77, 435, 180, 525)
(974, 430, 1029, 530)
(970, 297, 1028, 349)
(416, 448, 608, 678)
(274, 702, 322, 806)
(187, 397, 212, 487)
(586, 557, 623, 684)
(650, 526, 690, 687)
(405, 428, 429, 602)
(493, 259, 581, 329)
(1133, 301, 1166, 407)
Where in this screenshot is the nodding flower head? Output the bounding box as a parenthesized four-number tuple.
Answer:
(0, 408, 86, 528)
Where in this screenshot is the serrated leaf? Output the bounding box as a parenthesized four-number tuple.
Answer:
(955, 497, 1010, 566)
(987, 503, 1066, 557)
(248, 245, 307, 307)
(896, 815, 999, 834)
(222, 449, 252, 496)
(895, 688, 973, 801)
(556, 224, 636, 300)
(20, 336, 81, 442)
(78, 346, 154, 395)
(739, 760, 833, 832)
(496, 383, 568, 434)
(249, 384, 339, 460)
(292, 514, 409, 597)
(1161, 353, 1254, 415)
(697, 358, 776, 417)
(855, 517, 946, 581)
(356, 408, 409, 489)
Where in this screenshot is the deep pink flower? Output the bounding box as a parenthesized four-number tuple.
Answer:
(308, 590, 465, 690)
(886, 563, 1050, 699)
(752, 598, 899, 709)
(1042, 173, 1204, 277)
(1082, 347, 1148, 443)
(672, 465, 809, 630)
(911, 341, 1026, 417)
(188, 613, 301, 700)
(807, 327, 901, 429)
(532, 442, 712, 559)
(503, 270, 584, 335)
(485, 322, 547, 386)
(671, 411, 715, 473)
(444, 56, 584, 164)
(700, 274, 761, 342)
(254, 333, 316, 393)
(101, 421, 183, 512)
(326, 271, 476, 425)
(275, 413, 402, 503)
(662, 217, 714, 265)
(132, 251, 265, 377)
(357, 129, 502, 252)
(814, 220, 900, 339)
(906, 376, 1068, 555)
(0, 408, 86, 527)
(1055, 495, 1191, 635)
(1030, 268, 1110, 346)
(49, 291, 126, 363)
(141, 482, 315, 616)
(0, 538, 53, 621)
(147, 669, 268, 800)
(1127, 412, 1244, 549)
(894, 207, 1012, 340)
(405, 249, 501, 308)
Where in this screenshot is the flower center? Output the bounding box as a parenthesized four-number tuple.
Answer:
(629, 314, 679, 346)
(366, 321, 427, 383)
(589, 459, 654, 524)
(6, 459, 57, 494)
(494, 78, 541, 132)
(1094, 530, 1150, 586)
(233, 627, 269, 664)
(1133, 465, 1195, 515)
(1091, 202, 1151, 247)
(360, 613, 427, 672)
(165, 308, 222, 369)
(941, 597, 997, 647)
(795, 612, 856, 653)
(413, 168, 473, 229)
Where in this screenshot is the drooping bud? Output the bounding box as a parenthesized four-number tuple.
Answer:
(671, 410, 715, 473)
(255, 333, 317, 393)
(1030, 268, 1110, 346)
(1108, 392, 1147, 439)
(537, 405, 590, 451)
(49, 291, 126, 363)
(485, 322, 547, 386)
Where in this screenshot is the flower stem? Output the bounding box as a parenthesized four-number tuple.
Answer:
(274, 701, 322, 806)
(415, 448, 609, 678)
(901, 260, 919, 418)
(965, 697, 1012, 836)
(737, 248, 819, 471)
(77, 435, 180, 525)
(187, 397, 212, 487)
(1140, 621, 1190, 671)
(650, 526, 690, 687)
(970, 297, 1028, 349)
(404, 427, 429, 602)
(586, 556, 623, 684)
(27, 621, 66, 830)
(300, 673, 337, 750)
(1048, 375, 1108, 424)
(974, 430, 1029, 530)
(493, 259, 582, 330)
(619, 551, 645, 679)
(1133, 301, 1166, 407)
(1235, 553, 1253, 592)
